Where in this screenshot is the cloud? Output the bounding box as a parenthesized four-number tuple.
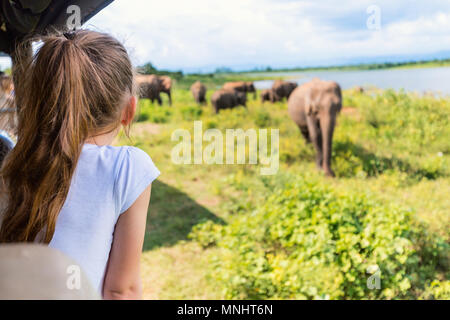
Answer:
(4, 0, 449, 72)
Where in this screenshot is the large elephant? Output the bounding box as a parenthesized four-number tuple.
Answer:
(223, 81, 256, 99)
(272, 80, 298, 101)
(190, 81, 207, 105)
(287, 78, 342, 177)
(136, 74, 162, 105)
(211, 89, 247, 114)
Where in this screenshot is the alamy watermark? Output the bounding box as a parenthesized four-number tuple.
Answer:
(66, 5, 81, 30)
(66, 264, 81, 290)
(171, 121, 279, 175)
(366, 265, 381, 290)
(366, 5, 381, 31)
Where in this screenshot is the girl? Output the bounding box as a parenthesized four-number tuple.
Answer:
(0, 30, 159, 299)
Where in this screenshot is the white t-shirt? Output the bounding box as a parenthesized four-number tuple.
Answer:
(49, 144, 160, 292)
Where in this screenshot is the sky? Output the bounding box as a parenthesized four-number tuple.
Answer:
(2, 0, 450, 72)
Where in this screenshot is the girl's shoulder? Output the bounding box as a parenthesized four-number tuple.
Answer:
(82, 144, 153, 166)
(81, 144, 160, 187)
(97, 145, 159, 215)
(114, 145, 157, 173)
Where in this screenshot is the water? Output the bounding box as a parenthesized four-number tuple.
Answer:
(253, 67, 450, 95)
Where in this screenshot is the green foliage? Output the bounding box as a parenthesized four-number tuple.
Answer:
(137, 62, 183, 80)
(179, 105, 203, 121)
(136, 99, 172, 123)
(420, 280, 450, 300)
(333, 90, 449, 180)
(124, 86, 449, 300)
(254, 110, 272, 127)
(190, 177, 448, 299)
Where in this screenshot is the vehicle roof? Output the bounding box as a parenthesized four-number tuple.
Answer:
(0, 0, 113, 55)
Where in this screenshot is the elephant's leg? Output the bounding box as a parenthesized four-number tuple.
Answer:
(157, 94, 162, 106)
(298, 124, 311, 144)
(167, 91, 172, 106)
(319, 112, 336, 177)
(306, 116, 323, 170)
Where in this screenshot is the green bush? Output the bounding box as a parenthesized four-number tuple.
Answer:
(180, 105, 203, 121)
(254, 110, 272, 127)
(420, 280, 450, 300)
(136, 99, 172, 123)
(190, 177, 448, 299)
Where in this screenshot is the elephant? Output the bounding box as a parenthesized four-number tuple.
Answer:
(260, 88, 278, 103)
(272, 80, 298, 101)
(135, 74, 172, 106)
(223, 81, 256, 99)
(190, 81, 207, 105)
(211, 89, 247, 114)
(136, 74, 162, 105)
(0, 76, 13, 96)
(354, 86, 364, 94)
(287, 78, 342, 177)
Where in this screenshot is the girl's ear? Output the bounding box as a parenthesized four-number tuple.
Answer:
(121, 96, 137, 126)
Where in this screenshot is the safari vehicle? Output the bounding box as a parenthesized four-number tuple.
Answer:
(0, 0, 113, 72)
(0, 0, 114, 134)
(0, 0, 114, 300)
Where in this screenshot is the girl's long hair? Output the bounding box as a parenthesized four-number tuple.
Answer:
(0, 30, 134, 243)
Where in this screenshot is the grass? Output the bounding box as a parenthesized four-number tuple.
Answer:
(115, 84, 450, 299)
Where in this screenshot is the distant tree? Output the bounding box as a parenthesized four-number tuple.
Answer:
(215, 67, 233, 74)
(138, 62, 158, 75)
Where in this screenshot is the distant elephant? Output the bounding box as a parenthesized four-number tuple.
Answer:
(136, 74, 172, 106)
(260, 88, 278, 103)
(158, 75, 173, 105)
(211, 89, 247, 114)
(354, 86, 364, 94)
(272, 80, 298, 101)
(191, 81, 207, 104)
(223, 81, 256, 99)
(288, 78, 342, 177)
(136, 74, 162, 105)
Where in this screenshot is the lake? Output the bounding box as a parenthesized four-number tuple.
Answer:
(253, 67, 450, 95)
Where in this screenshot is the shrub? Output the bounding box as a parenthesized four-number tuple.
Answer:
(190, 177, 448, 299)
(180, 105, 203, 121)
(420, 280, 450, 300)
(254, 110, 271, 127)
(136, 99, 172, 123)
